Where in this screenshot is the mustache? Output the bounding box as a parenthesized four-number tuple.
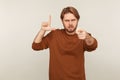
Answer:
(68, 25, 74, 28)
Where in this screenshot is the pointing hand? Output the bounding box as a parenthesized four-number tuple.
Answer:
(76, 28, 87, 39)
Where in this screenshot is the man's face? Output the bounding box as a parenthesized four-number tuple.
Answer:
(62, 13, 78, 34)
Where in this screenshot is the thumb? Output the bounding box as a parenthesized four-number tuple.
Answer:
(50, 27, 57, 31)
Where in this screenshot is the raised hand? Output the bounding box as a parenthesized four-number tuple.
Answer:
(41, 15, 55, 31)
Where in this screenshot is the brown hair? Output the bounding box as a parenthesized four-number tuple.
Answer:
(60, 6, 80, 20)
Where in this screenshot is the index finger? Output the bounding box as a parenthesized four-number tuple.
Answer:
(48, 15, 51, 26)
(76, 28, 86, 34)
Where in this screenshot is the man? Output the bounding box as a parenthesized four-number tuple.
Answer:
(32, 6, 98, 80)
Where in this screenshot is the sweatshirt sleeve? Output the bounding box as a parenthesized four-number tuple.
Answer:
(32, 31, 53, 51)
(83, 36, 98, 52)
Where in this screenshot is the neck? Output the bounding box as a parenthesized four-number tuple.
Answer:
(65, 31, 76, 35)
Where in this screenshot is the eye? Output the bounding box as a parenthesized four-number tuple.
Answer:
(71, 19, 76, 22)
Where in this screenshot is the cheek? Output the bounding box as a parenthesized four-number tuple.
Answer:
(63, 22, 69, 27)
(74, 22, 78, 26)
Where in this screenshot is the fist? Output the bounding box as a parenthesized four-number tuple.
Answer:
(76, 28, 87, 39)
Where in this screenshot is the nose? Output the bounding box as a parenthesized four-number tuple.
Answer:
(69, 21, 72, 25)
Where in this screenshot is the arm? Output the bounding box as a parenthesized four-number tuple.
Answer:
(33, 15, 55, 43)
(84, 33, 98, 51)
(76, 28, 98, 51)
(33, 29, 46, 43)
(32, 29, 49, 50)
(32, 15, 55, 50)
(84, 33, 95, 46)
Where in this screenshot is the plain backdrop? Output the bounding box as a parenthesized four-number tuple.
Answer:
(0, 0, 120, 80)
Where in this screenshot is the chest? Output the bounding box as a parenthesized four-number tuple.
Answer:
(50, 34, 84, 56)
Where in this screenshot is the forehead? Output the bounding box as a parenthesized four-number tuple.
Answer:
(63, 13, 76, 20)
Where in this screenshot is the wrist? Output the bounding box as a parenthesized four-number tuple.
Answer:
(40, 28, 46, 32)
(85, 33, 91, 39)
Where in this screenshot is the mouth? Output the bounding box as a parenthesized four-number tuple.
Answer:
(65, 26, 77, 33)
(68, 26, 74, 30)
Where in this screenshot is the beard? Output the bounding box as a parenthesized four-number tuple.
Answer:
(64, 24, 78, 33)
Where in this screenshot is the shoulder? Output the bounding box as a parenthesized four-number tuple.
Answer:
(46, 29, 64, 38)
(50, 29, 64, 34)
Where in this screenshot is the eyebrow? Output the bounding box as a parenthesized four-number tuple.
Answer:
(64, 19, 76, 21)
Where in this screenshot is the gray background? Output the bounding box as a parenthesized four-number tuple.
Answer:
(0, 0, 120, 80)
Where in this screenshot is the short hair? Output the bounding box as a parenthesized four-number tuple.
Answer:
(60, 6, 80, 20)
